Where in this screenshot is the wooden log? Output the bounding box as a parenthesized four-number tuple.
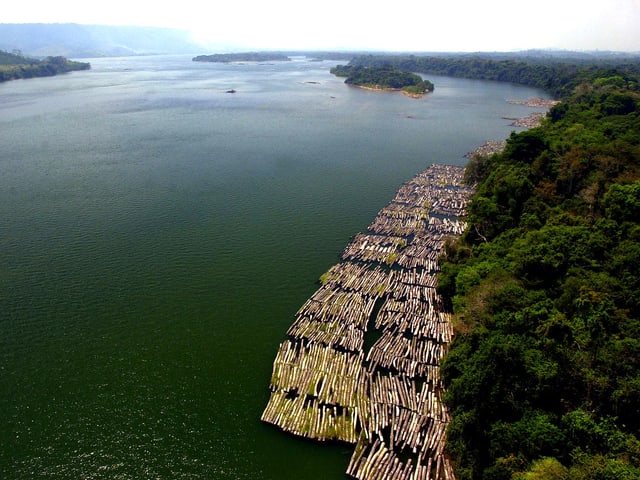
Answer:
(263, 164, 474, 480)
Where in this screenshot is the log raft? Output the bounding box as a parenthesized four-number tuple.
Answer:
(262, 164, 474, 479)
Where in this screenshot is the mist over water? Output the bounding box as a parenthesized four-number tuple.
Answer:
(0, 55, 550, 479)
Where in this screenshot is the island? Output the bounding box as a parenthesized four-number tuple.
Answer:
(0, 50, 90, 83)
(193, 52, 291, 63)
(330, 64, 434, 97)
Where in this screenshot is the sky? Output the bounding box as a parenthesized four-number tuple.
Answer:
(3, 0, 640, 52)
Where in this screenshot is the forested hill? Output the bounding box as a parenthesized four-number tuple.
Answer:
(0, 50, 90, 82)
(344, 54, 640, 98)
(437, 69, 640, 478)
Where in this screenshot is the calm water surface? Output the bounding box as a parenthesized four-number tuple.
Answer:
(0, 55, 550, 478)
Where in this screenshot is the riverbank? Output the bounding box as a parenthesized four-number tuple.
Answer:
(507, 97, 560, 108)
(467, 97, 559, 157)
(465, 140, 507, 158)
(505, 111, 547, 128)
(350, 84, 427, 98)
(0, 53, 90, 83)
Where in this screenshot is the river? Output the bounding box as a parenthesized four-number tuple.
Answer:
(0, 54, 551, 479)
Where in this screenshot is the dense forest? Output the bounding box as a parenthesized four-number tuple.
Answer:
(344, 54, 640, 98)
(0, 50, 90, 82)
(434, 63, 640, 479)
(331, 64, 434, 95)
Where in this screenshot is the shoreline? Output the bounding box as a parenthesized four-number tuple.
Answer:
(465, 140, 507, 158)
(467, 97, 559, 157)
(507, 97, 560, 108)
(350, 84, 427, 98)
(504, 111, 547, 128)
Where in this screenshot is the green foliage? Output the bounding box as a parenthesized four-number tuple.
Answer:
(503, 130, 548, 164)
(318, 271, 331, 285)
(513, 457, 568, 480)
(403, 80, 435, 95)
(345, 54, 640, 98)
(438, 71, 640, 479)
(603, 182, 640, 221)
(567, 453, 640, 480)
(330, 64, 434, 93)
(0, 50, 90, 82)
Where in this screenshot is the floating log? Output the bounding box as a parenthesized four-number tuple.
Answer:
(262, 164, 474, 480)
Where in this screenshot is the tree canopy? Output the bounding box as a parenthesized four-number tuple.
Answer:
(437, 67, 640, 480)
(344, 54, 640, 98)
(331, 64, 434, 95)
(0, 50, 90, 82)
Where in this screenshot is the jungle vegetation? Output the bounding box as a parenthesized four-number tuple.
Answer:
(436, 68, 640, 480)
(0, 50, 90, 82)
(331, 64, 434, 95)
(344, 54, 640, 98)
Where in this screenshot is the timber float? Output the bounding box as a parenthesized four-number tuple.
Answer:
(262, 163, 474, 479)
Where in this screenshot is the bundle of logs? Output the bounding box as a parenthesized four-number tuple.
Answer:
(262, 164, 474, 479)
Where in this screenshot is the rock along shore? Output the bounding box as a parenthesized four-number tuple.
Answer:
(467, 96, 560, 158)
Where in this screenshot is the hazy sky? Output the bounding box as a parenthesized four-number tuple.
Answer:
(4, 0, 640, 51)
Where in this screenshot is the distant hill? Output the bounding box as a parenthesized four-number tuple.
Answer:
(0, 23, 207, 58)
(193, 52, 293, 63)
